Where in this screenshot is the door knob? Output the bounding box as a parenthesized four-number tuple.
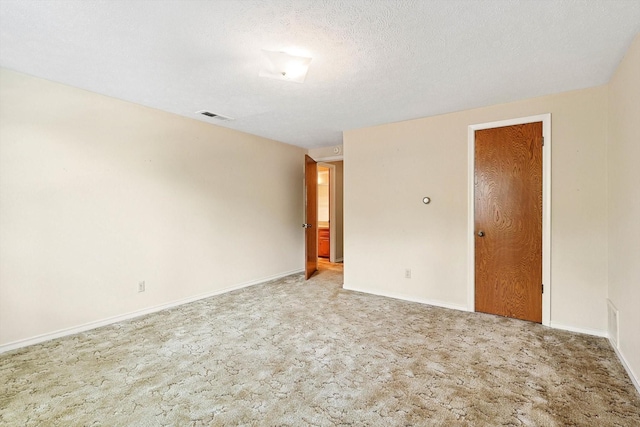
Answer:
(302, 223, 312, 229)
(477, 231, 485, 237)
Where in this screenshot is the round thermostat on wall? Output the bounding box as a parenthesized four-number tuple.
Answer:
(333, 146, 342, 155)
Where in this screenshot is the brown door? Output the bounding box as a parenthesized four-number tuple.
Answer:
(475, 122, 543, 323)
(304, 155, 318, 280)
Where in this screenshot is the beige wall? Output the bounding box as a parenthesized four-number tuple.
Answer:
(0, 69, 305, 347)
(344, 86, 609, 333)
(607, 34, 640, 384)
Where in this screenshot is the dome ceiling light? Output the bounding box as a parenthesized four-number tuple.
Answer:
(259, 50, 312, 83)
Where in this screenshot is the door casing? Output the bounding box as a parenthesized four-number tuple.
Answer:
(467, 114, 552, 326)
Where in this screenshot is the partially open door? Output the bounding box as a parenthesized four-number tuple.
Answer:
(304, 155, 318, 279)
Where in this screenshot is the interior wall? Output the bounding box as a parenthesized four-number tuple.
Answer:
(344, 86, 609, 333)
(0, 69, 305, 347)
(607, 34, 640, 384)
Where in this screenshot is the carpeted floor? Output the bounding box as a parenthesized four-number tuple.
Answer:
(1, 263, 639, 426)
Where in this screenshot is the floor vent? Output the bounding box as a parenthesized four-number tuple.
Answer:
(607, 299, 619, 349)
(196, 111, 234, 121)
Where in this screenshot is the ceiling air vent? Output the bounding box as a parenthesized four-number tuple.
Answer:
(196, 110, 234, 121)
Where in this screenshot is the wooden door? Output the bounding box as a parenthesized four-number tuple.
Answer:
(475, 122, 543, 323)
(304, 155, 318, 279)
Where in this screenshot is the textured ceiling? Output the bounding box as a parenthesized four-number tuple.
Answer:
(1, 0, 639, 148)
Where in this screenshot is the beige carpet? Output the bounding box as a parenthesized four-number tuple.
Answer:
(1, 263, 639, 426)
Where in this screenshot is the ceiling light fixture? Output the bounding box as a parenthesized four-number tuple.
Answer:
(259, 50, 312, 83)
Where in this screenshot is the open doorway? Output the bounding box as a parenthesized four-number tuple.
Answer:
(304, 154, 343, 279)
(317, 165, 330, 259)
(317, 161, 343, 267)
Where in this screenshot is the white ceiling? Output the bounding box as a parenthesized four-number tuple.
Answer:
(1, 1, 638, 149)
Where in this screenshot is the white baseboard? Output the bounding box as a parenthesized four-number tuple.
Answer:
(610, 342, 640, 395)
(343, 284, 469, 312)
(0, 268, 304, 354)
(335, 257, 344, 263)
(548, 321, 608, 338)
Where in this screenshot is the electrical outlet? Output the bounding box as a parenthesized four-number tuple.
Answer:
(138, 281, 145, 293)
(405, 269, 411, 279)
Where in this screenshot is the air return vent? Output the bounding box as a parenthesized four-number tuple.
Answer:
(196, 110, 234, 121)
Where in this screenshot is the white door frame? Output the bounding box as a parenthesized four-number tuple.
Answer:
(318, 162, 337, 263)
(467, 114, 552, 326)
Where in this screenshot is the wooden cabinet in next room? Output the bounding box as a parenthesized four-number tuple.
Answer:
(318, 228, 330, 258)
